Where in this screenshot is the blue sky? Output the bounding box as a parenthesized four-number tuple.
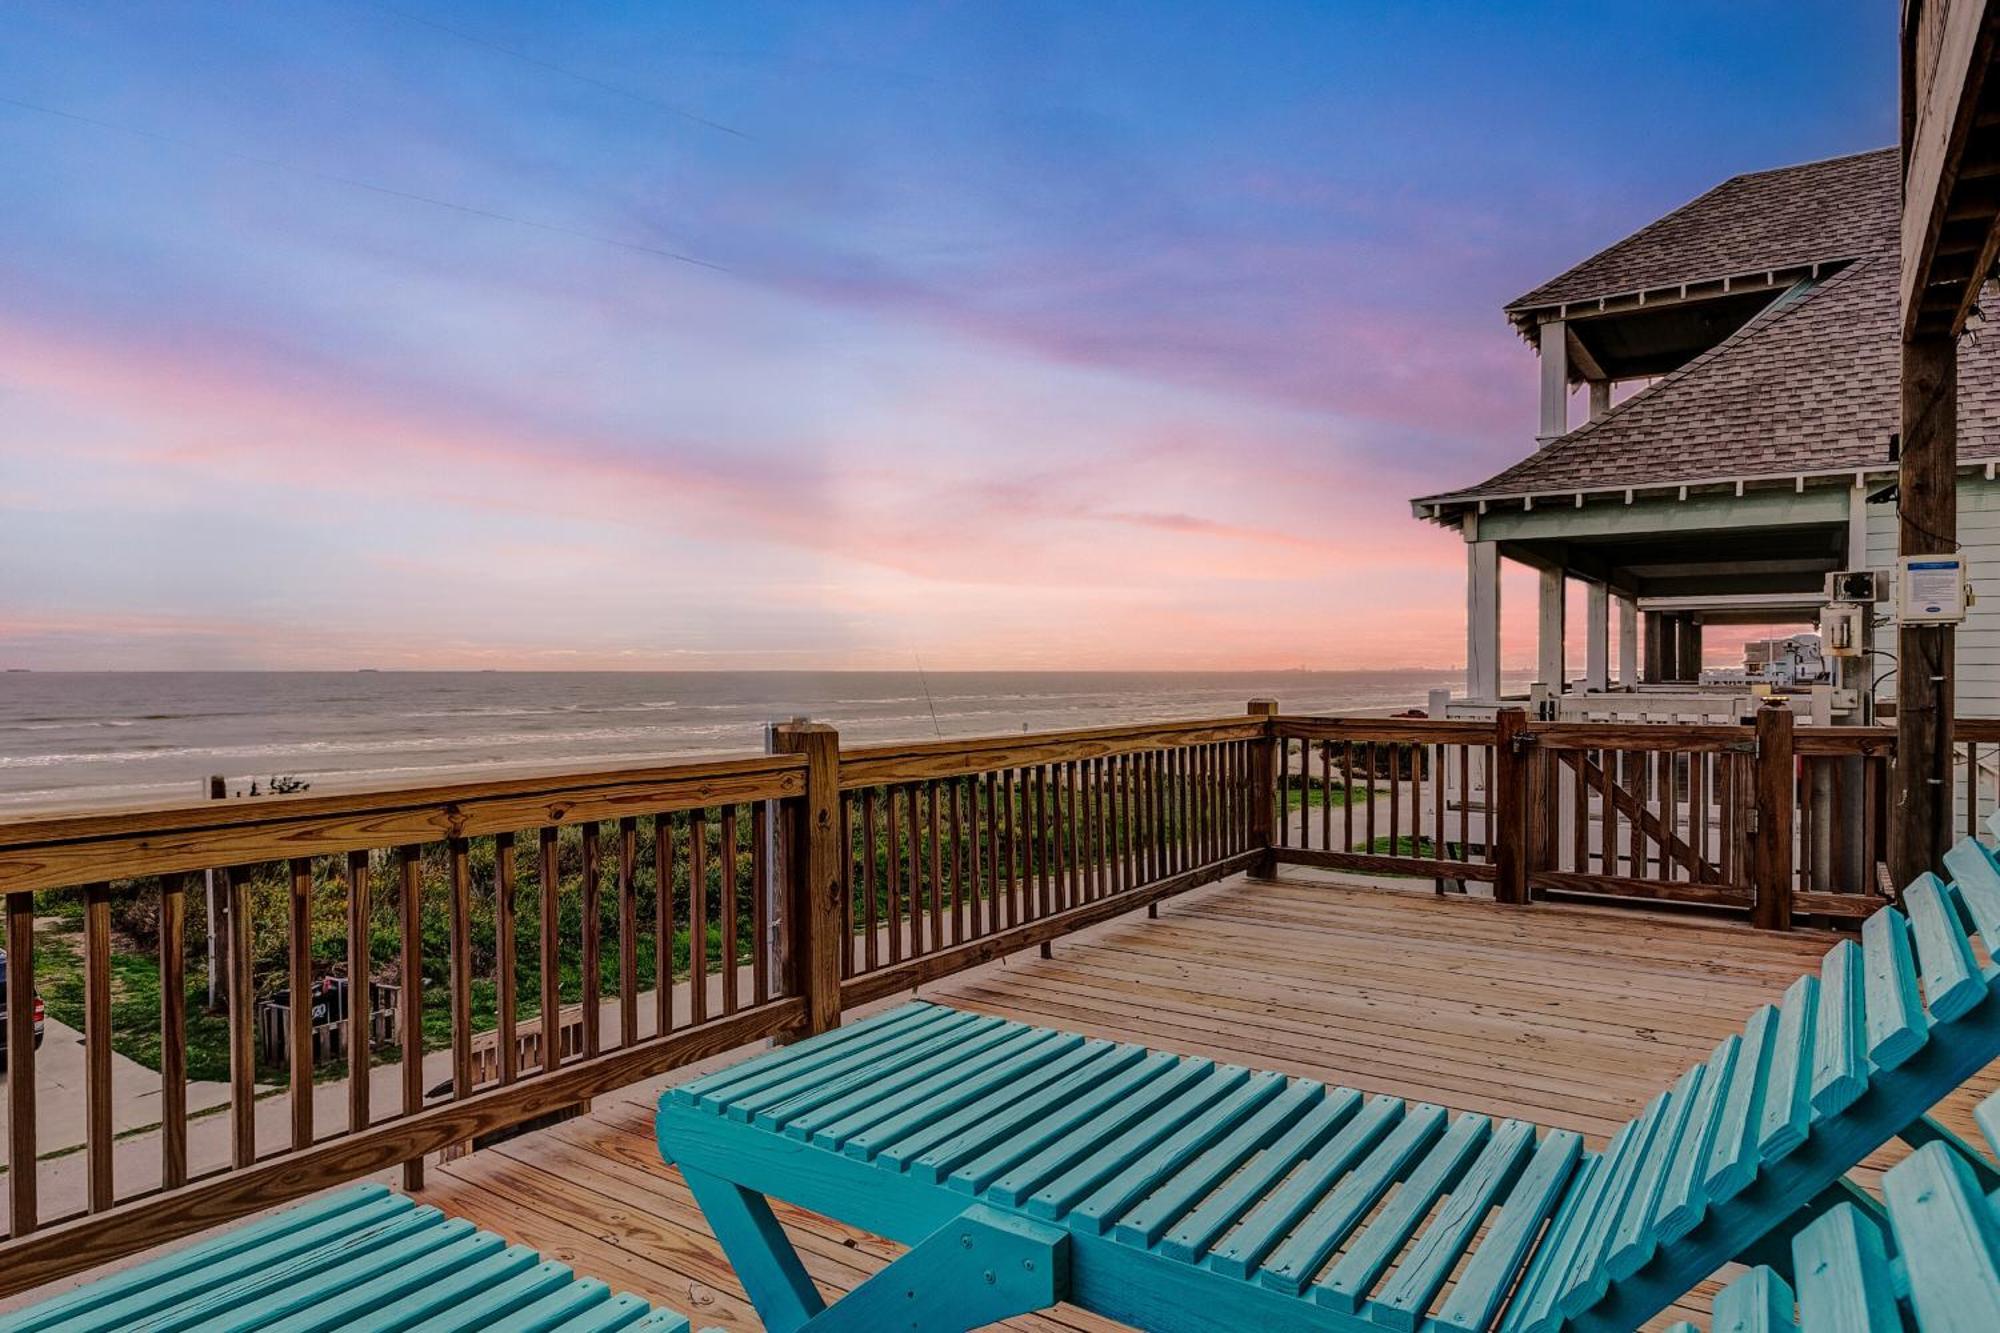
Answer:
(0, 1, 1892, 669)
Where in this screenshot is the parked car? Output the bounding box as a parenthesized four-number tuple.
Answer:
(0, 947, 47, 1069)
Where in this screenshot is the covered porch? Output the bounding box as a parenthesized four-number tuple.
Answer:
(1439, 482, 1875, 723)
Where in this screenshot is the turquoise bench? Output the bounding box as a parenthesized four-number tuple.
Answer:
(657, 832, 2000, 1333)
(1665, 1090, 2000, 1331)
(0, 1183, 697, 1332)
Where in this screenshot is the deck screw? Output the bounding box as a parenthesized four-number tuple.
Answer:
(960, 1234, 973, 1248)
(984, 1271, 996, 1285)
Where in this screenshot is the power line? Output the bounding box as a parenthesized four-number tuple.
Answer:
(363, 3, 748, 141)
(0, 92, 726, 272)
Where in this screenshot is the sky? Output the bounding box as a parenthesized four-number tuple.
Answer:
(0, 1, 1893, 671)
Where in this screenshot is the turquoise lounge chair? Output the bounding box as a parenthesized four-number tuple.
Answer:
(1664, 1090, 2000, 1331)
(656, 833, 2000, 1333)
(0, 1183, 698, 1332)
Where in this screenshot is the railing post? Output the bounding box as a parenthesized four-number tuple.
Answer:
(1753, 700, 1795, 930)
(1248, 699, 1279, 877)
(773, 721, 843, 1037)
(1492, 708, 1529, 905)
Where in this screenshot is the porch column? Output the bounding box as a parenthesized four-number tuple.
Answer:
(1537, 320, 1569, 445)
(1585, 582, 1609, 691)
(1537, 566, 1565, 690)
(1678, 617, 1704, 681)
(1891, 333, 1958, 884)
(1466, 540, 1501, 701)
(1617, 596, 1638, 688)
(1643, 611, 1664, 683)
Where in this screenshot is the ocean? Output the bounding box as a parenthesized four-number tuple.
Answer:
(0, 670, 1519, 813)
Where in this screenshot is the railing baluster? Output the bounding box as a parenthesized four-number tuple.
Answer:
(345, 849, 373, 1126)
(836, 794, 855, 980)
(494, 834, 516, 1085)
(580, 824, 602, 1055)
(979, 772, 997, 929)
(862, 789, 880, 973)
(687, 813, 707, 1025)
(885, 790, 904, 962)
(222, 865, 254, 1171)
(448, 839, 473, 1106)
(160, 873, 188, 1188)
(752, 801, 771, 1006)
(720, 806, 739, 1017)
(619, 817, 639, 1043)
(960, 768, 976, 932)
(927, 781, 944, 948)
(652, 815, 673, 1036)
(82, 883, 113, 1209)
(7, 889, 36, 1235)
(397, 847, 423, 1189)
(286, 860, 313, 1153)
(538, 828, 560, 1073)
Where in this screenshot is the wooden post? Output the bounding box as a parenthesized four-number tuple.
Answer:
(1585, 582, 1610, 692)
(1537, 318, 1568, 445)
(1537, 567, 1565, 693)
(1617, 597, 1639, 689)
(1492, 708, 1528, 905)
(1753, 701, 1796, 931)
(1247, 700, 1279, 877)
(772, 721, 842, 1038)
(1891, 332, 1958, 887)
(1466, 539, 1501, 701)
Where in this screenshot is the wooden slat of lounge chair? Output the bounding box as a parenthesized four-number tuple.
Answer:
(1364, 1116, 1536, 1331)
(1428, 1127, 1581, 1333)
(1754, 973, 1821, 1164)
(1654, 1035, 1737, 1244)
(1885, 1140, 2000, 1328)
(1861, 906, 1928, 1070)
(0, 1184, 695, 1333)
(1787, 1206, 1899, 1329)
(1314, 1111, 1490, 1312)
(1152, 1087, 1360, 1264)
(1907, 872, 1984, 1020)
(1204, 1093, 1402, 1279)
(1809, 938, 1868, 1115)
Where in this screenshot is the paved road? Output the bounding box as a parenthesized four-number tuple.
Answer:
(0, 1018, 235, 1155)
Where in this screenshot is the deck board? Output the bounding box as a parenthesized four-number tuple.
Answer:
(412, 874, 2000, 1331)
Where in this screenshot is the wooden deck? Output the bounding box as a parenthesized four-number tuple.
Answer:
(410, 873, 2000, 1332)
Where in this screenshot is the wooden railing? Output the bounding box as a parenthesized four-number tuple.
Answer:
(833, 718, 1263, 1005)
(1270, 704, 1900, 926)
(0, 752, 809, 1294)
(0, 697, 1945, 1295)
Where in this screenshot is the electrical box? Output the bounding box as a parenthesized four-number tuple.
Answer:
(1825, 569, 1887, 603)
(1896, 554, 1971, 624)
(1820, 604, 1864, 656)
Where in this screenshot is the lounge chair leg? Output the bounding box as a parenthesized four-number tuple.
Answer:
(680, 1167, 825, 1333)
(797, 1202, 1068, 1333)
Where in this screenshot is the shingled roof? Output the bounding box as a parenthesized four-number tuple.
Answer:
(1504, 147, 1898, 325)
(1418, 146, 2000, 513)
(1420, 253, 2000, 507)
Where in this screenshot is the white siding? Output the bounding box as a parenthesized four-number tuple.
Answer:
(1865, 474, 2000, 718)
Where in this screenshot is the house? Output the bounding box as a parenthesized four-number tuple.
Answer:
(1413, 147, 2000, 721)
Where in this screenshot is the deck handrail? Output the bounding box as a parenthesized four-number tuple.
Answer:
(0, 697, 1981, 1296)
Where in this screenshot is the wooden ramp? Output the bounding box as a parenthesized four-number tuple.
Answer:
(412, 874, 2000, 1332)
